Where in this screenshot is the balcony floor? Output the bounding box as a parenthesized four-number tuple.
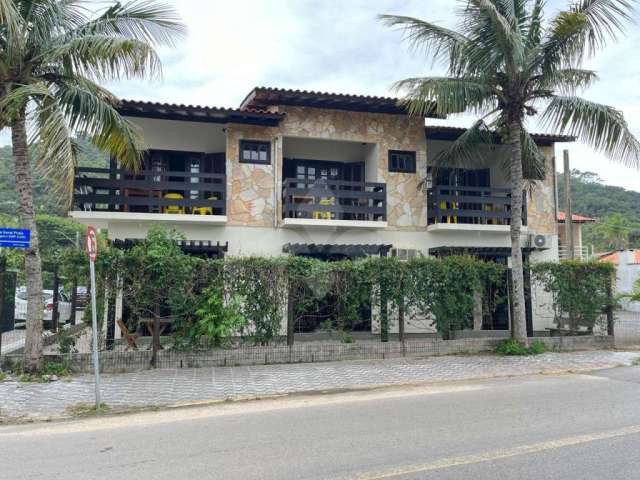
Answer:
(69, 211, 227, 226)
(282, 218, 387, 229)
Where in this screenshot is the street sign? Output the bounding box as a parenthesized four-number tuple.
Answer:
(86, 226, 101, 407)
(86, 226, 98, 262)
(0, 228, 30, 249)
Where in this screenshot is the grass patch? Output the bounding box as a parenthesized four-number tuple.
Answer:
(0, 371, 6, 382)
(17, 361, 71, 383)
(67, 403, 110, 416)
(632, 357, 640, 366)
(496, 339, 547, 356)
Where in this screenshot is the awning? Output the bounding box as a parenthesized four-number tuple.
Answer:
(112, 239, 228, 258)
(283, 243, 392, 259)
(429, 246, 534, 258)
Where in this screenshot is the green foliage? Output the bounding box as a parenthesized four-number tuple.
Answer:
(557, 170, 640, 251)
(531, 260, 616, 331)
(0, 139, 108, 216)
(496, 339, 547, 356)
(185, 287, 246, 348)
(42, 362, 70, 377)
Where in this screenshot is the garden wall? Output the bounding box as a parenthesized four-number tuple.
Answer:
(2, 335, 614, 374)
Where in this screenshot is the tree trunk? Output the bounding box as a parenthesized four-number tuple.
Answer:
(12, 110, 44, 372)
(507, 119, 528, 345)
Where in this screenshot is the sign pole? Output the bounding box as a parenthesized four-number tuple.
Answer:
(86, 226, 101, 408)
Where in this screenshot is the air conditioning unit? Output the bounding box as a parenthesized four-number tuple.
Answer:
(391, 248, 422, 261)
(528, 234, 553, 250)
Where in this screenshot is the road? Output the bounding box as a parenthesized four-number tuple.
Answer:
(2, 367, 640, 479)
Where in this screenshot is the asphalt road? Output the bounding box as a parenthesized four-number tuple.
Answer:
(3, 367, 640, 480)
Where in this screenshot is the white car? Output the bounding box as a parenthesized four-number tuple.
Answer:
(14, 287, 73, 328)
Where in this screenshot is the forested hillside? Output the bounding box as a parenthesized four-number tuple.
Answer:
(0, 139, 108, 217)
(557, 170, 640, 251)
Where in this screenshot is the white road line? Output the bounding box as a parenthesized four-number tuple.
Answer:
(341, 425, 640, 479)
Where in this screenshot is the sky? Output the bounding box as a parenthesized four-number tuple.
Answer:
(3, 0, 640, 192)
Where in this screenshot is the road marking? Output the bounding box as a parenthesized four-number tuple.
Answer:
(0, 384, 484, 437)
(341, 424, 640, 479)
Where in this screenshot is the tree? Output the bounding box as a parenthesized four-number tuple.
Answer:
(0, 1, 185, 372)
(594, 213, 634, 250)
(381, 0, 640, 343)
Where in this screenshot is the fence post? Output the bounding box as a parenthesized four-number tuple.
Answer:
(380, 277, 389, 343)
(287, 283, 295, 347)
(606, 275, 615, 337)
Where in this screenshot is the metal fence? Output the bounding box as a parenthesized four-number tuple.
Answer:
(614, 309, 640, 346)
(0, 335, 614, 374)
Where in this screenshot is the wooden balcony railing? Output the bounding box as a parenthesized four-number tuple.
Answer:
(74, 167, 226, 215)
(282, 178, 386, 222)
(428, 185, 527, 226)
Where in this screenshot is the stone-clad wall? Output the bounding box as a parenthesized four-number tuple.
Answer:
(526, 145, 557, 235)
(275, 106, 428, 229)
(225, 124, 279, 227)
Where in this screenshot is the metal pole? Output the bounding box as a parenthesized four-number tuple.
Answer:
(563, 150, 574, 260)
(89, 259, 101, 407)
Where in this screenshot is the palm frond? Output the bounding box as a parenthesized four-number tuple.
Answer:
(520, 129, 547, 179)
(378, 14, 469, 74)
(541, 0, 636, 70)
(41, 35, 162, 81)
(525, 0, 546, 48)
(541, 95, 640, 168)
(65, 0, 186, 47)
(52, 76, 144, 170)
(532, 68, 598, 96)
(22, 0, 88, 47)
(393, 76, 498, 117)
(432, 119, 497, 168)
(462, 0, 525, 69)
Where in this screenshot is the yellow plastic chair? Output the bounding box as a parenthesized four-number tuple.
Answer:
(192, 196, 219, 216)
(439, 200, 458, 224)
(163, 193, 185, 214)
(313, 197, 335, 220)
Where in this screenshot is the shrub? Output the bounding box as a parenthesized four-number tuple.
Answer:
(42, 361, 70, 377)
(342, 332, 354, 344)
(496, 339, 547, 356)
(184, 286, 246, 348)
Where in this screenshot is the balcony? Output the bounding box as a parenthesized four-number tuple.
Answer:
(427, 185, 527, 232)
(282, 178, 387, 229)
(72, 167, 226, 224)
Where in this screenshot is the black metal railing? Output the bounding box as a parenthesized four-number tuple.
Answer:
(428, 185, 527, 226)
(282, 178, 386, 222)
(74, 167, 226, 215)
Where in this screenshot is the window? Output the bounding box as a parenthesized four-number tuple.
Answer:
(240, 140, 270, 164)
(388, 150, 416, 173)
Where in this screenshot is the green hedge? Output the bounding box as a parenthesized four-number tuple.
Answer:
(531, 260, 616, 331)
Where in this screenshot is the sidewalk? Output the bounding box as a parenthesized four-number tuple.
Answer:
(1, 350, 638, 421)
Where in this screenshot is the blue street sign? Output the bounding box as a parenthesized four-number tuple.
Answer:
(0, 228, 31, 248)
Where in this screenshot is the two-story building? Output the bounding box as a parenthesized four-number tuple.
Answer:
(70, 87, 571, 336)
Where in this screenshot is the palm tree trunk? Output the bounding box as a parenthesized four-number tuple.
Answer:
(11, 109, 44, 372)
(507, 118, 528, 344)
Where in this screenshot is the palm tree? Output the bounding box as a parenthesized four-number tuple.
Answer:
(596, 213, 633, 250)
(381, 0, 640, 344)
(0, 1, 185, 371)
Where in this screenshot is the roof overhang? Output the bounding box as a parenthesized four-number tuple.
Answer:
(425, 126, 575, 146)
(112, 239, 228, 258)
(241, 87, 441, 117)
(117, 99, 284, 126)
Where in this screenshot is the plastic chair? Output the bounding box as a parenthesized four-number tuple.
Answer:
(192, 196, 219, 215)
(163, 193, 185, 214)
(313, 197, 335, 220)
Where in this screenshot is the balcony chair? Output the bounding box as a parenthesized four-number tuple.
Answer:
(439, 199, 458, 224)
(313, 197, 335, 220)
(163, 193, 185, 214)
(192, 195, 220, 216)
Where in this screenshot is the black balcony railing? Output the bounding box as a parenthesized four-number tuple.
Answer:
(282, 178, 386, 222)
(428, 185, 527, 226)
(74, 167, 226, 215)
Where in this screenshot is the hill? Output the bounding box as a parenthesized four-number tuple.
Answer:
(0, 138, 108, 217)
(557, 170, 640, 251)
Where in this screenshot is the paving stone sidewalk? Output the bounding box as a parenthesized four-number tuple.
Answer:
(1, 350, 638, 420)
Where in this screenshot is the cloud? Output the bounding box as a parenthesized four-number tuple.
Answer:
(1, 0, 638, 192)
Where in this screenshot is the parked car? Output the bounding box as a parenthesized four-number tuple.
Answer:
(14, 287, 73, 329)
